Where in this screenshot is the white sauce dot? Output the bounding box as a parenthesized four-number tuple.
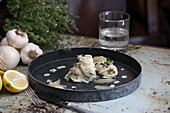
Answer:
(44, 73, 50, 77)
(47, 79, 52, 83)
(114, 80, 120, 84)
(71, 86, 77, 89)
(57, 65, 66, 69)
(49, 68, 57, 73)
(121, 68, 124, 71)
(110, 84, 115, 88)
(122, 75, 127, 79)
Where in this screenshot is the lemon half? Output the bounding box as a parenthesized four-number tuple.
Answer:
(0, 70, 4, 91)
(0, 70, 4, 77)
(0, 76, 2, 91)
(3, 70, 29, 93)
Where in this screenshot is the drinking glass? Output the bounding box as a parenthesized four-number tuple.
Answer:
(99, 11, 130, 52)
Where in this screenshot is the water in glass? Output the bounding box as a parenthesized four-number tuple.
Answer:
(99, 27, 129, 51)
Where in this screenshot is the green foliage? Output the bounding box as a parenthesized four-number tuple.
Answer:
(3, 0, 78, 50)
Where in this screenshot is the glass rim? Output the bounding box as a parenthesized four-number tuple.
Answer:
(99, 11, 130, 22)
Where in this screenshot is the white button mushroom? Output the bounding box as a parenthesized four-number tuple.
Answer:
(6, 29, 29, 49)
(20, 43, 43, 64)
(0, 46, 20, 71)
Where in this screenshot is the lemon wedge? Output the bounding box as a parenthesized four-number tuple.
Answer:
(0, 76, 2, 91)
(0, 70, 4, 91)
(0, 70, 4, 77)
(3, 70, 29, 93)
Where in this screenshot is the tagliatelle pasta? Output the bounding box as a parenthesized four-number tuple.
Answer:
(64, 54, 97, 83)
(64, 55, 118, 83)
(94, 56, 118, 78)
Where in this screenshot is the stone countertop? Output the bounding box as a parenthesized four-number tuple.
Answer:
(0, 35, 170, 113)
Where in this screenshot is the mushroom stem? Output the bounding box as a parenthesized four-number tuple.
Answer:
(0, 58, 7, 71)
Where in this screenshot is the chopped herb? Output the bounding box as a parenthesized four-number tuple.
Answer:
(84, 76, 91, 81)
(65, 73, 71, 80)
(75, 73, 79, 77)
(89, 72, 94, 75)
(81, 54, 85, 57)
(100, 57, 114, 68)
(107, 57, 114, 64)
(107, 57, 110, 61)
(100, 63, 104, 65)
(72, 63, 77, 66)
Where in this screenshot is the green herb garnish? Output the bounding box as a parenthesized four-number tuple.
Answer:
(75, 73, 79, 77)
(72, 63, 77, 67)
(65, 73, 71, 80)
(81, 54, 85, 57)
(107, 57, 114, 64)
(100, 57, 114, 68)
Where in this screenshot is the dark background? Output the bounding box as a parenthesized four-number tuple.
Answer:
(0, 0, 170, 48)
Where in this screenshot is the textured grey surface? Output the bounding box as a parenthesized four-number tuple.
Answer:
(0, 35, 170, 113)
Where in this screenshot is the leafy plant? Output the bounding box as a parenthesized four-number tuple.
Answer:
(3, 0, 78, 50)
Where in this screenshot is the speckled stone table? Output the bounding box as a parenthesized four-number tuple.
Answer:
(0, 35, 170, 113)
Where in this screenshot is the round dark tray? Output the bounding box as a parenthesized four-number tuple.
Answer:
(28, 48, 142, 102)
